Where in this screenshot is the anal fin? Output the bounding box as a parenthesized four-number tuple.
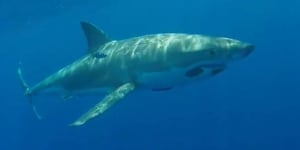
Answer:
(70, 83, 135, 126)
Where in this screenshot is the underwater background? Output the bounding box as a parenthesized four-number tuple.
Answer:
(1, 0, 300, 149)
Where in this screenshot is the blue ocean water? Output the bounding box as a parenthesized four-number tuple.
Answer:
(1, 0, 300, 149)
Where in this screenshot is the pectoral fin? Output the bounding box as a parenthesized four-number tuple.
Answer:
(70, 83, 135, 126)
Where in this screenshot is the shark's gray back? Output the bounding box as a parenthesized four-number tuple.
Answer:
(99, 33, 208, 70)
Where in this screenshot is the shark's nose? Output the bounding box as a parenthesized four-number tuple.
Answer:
(243, 44, 255, 57)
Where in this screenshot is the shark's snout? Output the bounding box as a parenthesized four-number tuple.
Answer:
(242, 44, 255, 57)
(226, 42, 255, 60)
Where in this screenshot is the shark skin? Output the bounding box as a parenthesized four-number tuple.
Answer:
(18, 21, 255, 126)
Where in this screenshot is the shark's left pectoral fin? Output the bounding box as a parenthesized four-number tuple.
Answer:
(70, 83, 135, 126)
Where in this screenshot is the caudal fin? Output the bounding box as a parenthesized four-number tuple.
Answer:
(17, 63, 42, 120)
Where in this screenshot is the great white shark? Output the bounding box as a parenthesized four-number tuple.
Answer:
(18, 22, 255, 126)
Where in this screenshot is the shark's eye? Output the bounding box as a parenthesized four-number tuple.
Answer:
(208, 49, 216, 56)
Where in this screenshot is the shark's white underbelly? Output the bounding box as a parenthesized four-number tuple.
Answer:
(136, 64, 225, 89)
(137, 70, 188, 89)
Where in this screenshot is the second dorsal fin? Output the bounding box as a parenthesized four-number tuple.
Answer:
(80, 21, 111, 53)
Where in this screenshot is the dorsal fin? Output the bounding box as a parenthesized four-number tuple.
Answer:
(80, 21, 111, 53)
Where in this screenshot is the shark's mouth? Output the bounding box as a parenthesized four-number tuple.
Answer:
(185, 66, 204, 77)
(185, 63, 227, 78)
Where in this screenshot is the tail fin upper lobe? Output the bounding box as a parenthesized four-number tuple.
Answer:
(17, 63, 42, 119)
